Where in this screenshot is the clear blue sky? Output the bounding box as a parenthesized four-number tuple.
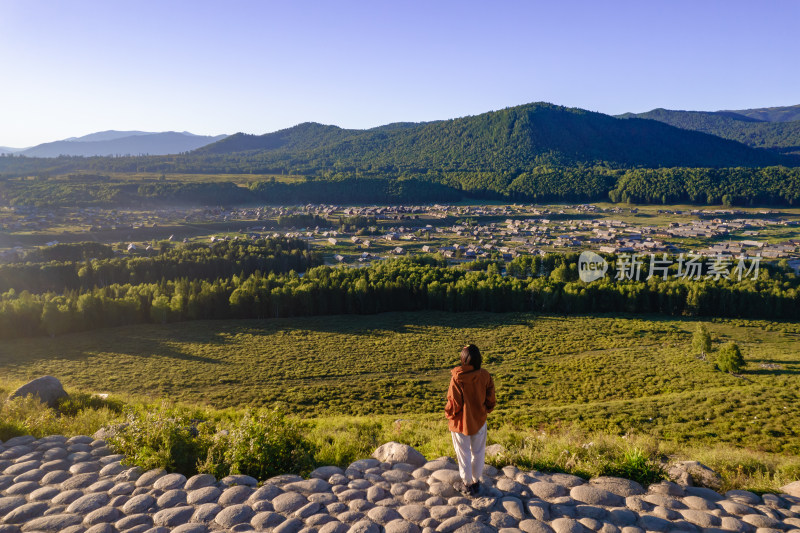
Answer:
(1, 0, 798, 147)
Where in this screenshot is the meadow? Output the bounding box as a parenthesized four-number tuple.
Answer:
(1, 311, 797, 456)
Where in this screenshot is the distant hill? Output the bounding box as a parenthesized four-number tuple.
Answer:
(725, 104, 800, 123)
(0, 146, 24, 155)
(198, 102, 791, 169)
(63, 130, 153, 142)
(20, 131, 227, 157)
(618, 108, 800, 155)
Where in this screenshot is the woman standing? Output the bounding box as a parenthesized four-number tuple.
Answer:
(445, 344, 496, 496)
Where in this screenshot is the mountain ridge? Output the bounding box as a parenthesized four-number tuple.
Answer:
(617, 108, 800, 155)
(195, 102, 793, 169)
(18, 131, 227, 158)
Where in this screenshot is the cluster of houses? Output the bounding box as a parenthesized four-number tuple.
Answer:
(2, 204, 800, 269)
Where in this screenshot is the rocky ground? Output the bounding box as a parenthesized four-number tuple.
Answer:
(2, 435, 800, 533)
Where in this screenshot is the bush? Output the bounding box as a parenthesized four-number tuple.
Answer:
(716, 342, 745, 373)
(200, 408, 316, 480)
(56, 392, 124, 417)
(692, 323, 712, 355)
(603, 447, 665, 486)
(108, 405, 212, 476)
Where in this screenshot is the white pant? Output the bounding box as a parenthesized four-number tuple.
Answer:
(450, 422, 487, 485)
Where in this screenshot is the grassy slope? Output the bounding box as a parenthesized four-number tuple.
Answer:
(1, 311, 798, 454)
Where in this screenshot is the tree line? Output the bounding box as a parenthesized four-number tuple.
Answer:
(4, 165, 800, 207)
(0, 239, 321, 294)
(1, 254, 798, 340)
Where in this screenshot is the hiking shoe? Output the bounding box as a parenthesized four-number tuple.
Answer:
(468, 482, 481, 496)
(453, 480, 470, 495)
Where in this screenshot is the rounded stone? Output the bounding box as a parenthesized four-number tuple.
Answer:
(311, 466, 347, 480)
(430, 506, 458, 521)
(368, 505, 403, 525)
(434, 515, 470, 532)
(70, 461, 102, 474)
(680, 508, 721, 527)
(274, 517, 305, 533)
(549, 518, 588, 533)
(571, 485, 624, 507)
(741, 514, 781, 528)
(295, 501, 323, 518)
(109, 481, 136, 496)
(157, 489, 187, 508)
(191, 503, 222, 523)
(135, 468, 167, 488)
(123, 494, 157, 514)
(66, 492, 110, 514)
(336, 511, 366, 524)
(519, 519, 557, 533)
(3, 460, 41, 476)
(188, 486, 221, 505)
(219, 484, 254, 506)
(431, 470, 462, 485)
(349, 519, 382, 533)
(99, 462, 125, 477)
(28, 486, 61, 501)
(274, 492, 310, 513)
(398, 504, 430, 523)
(116, 513, 154, 531)
(285, 478, 333, 494)
(589, 477, 645, 497)
(4, 481, 39, 495)
(248, 483, 283, 503)
(215, 503, 256, 528)
(221, 474, 259, 487)
(318, 520, 350, 533)
(252, 511, 286, 530)
(19, 513, 82, 531)
(404, 489, 430, 503)
(84, 523, 115, 533)
(153, 505, 195, 527)
(83, 506, 122, 525)
(1, 502, 49, 524)
(50, 489, 84, 506)
(171, 524, 209, 533)
(41, 469, 71, 484)
(384, 519, 421, 533)
(61, 472, 100, 490)
(184, 473, 217, 490)
(530, 482, 568, 500)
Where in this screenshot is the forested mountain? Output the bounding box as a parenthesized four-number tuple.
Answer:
(196, 103, 790, 169)
(20, 131, 227, 157)
(2, 103, 800, 208)
(726, 104, 800, 123)
(618, 108, 800, 155)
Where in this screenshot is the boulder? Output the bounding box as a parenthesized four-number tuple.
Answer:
(781, 481, 800, 498)
(667, 461, 722, 490)
(7, 376, 68, 408)
(486, 444, 506, 457)
(373, 442, 427, 467)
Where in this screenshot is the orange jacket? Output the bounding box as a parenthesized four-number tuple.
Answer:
(445, 364, 496, 435)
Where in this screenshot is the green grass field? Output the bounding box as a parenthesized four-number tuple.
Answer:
(1, 312, 798, 455)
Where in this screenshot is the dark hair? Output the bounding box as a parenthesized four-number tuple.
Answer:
(460, 344, 482, 369)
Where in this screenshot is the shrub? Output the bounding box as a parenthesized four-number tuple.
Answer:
(200, 408, 316, 479)
(56, 392, 124, 417)
(108, 405, 212, 476)
(692, 323, 711, 355)
(603, 446, 665, 486)
(716, 342, 745, 373)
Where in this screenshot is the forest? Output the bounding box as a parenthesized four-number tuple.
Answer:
(1, 243, 798, 340)
(618, 108, 800, 155)
(4, 165, 800, 207)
